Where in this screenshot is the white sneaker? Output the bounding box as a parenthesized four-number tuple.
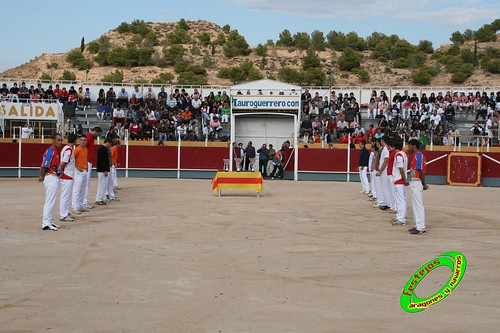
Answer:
(114, 186, 121, 190)
(72, 210, 82, 215)
(84, 203, 94, 209)
(42, 224, 58, 231)
(80, 207, 90, 212)
(60, 215, 74, 222)
(52, 222, 61, 228)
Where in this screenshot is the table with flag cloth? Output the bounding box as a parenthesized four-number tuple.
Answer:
(211, 171, 263, 197)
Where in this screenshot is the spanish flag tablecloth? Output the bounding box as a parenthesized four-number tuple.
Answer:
(211, 171, 263, 196)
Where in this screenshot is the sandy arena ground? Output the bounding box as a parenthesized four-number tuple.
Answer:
(0, 177, 499, 333)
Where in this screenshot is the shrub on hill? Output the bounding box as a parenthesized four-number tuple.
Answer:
(101, 70, 123, 83)
(217, 61, 262, 83)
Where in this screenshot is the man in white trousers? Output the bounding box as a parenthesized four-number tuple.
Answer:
(358, 140, 370, 194)
(95, 138, 113, 205)
(376, 136, 395, 211)
(72, 135, 89, 215)
(110, 139, 121, 190)
(83, 126, 102, 209)
(391, 138, 408, 226)
(368, 143, 378, 202)
(59, 133, 77, 222)
(407, 139, 429, 235)
(39, 133, 63, 231)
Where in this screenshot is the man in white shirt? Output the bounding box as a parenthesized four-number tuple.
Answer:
(485, 113, 493, 146)
(21, 123, 33, 138)
(113, 106, 125, 129)
(191, 94, 202, 117)
(117, 88, 129, 108)
(391, 137, 408, 226)
(59, 134, 77, 222)
(429, 110, 441, 125)
(133, 86, 143, 105)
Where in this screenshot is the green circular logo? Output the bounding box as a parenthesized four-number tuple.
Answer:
(400, 251, 466, 313)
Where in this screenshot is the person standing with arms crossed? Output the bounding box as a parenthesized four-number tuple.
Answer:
(257, 143, 270, 177)
(39, 133, 63, 231)
(95, 138, 113, 205)
(407, 139, 429, 235)
(83, 127, 102, 209)
(358, 139, 370, 194)
(72, 135, 88, 215)
(59, 133, 77, 222)
(391, 137, 408, 226)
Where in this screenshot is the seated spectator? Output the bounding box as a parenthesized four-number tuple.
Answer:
(181, 107, 192, 124)
(166, 94, 177, 112)
(146, 110, 157, 128)
(105, 125, 119, 141)
(8, 82, 19, 103)
(299, 116, 313, 138)
(36, 83, 47, 100)
(157, 123, 168, 145)
(354, 131, 367, 145)
(83, 88, 91, 109)
(135, 107, 147, 125)
(133, 86, 143, 105)
(209, 116, 222, 141)
(96, 102, 106, 121)
(77, 87, 84, 109)
(113, 106, 126, 128)
(97, 88, 105, 105)
(191, 93, 202, 118)
(130, 94, 140, 110)
(73, 120, 83, 136)
(117, 88, 129, 108)
(442, 133, 454, 146)
(126, 106, 135, 125)
(53, 84, 62, 98)
(158, 87, 168, 100)
(18, 82, 29, 102)
(129, 120, 142, 140)
(60, 87, 69, 103)
(104, 103, 113, 121)
(176, 122, 187, 140)
(21, 122, 33, 138)
(141, 121, 154, 140)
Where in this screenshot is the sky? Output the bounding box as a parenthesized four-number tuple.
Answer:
(1, 0, 498, 72)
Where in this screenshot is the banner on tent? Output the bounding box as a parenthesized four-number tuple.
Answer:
(1, 102, 62, 120)
(232, 96, 300, 110)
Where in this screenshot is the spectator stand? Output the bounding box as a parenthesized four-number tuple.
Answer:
(229, 79, 301, 180)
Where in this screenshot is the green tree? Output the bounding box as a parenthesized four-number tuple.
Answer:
(178, 18, 190, 31)
(450, 31, 465, 45)
(411, 66, 438, 85)
(222, 24, 230, 33)
(326, 30, 346, 51)
(446, 45, 461, 56)
(198, 32, 211, 46)
(491, 18, 500, 32)
(217, 61, 262, 84)
(345, 32, 366, 51)
(80, 37, 85, 52)
(278, 67, 304, 84)
(60, 70, 76, 81)
(39, 72, 52, 83)
(276, 29, 294, 47)
(391, 40, 415, 59)
(101, 69, 124, 83)
(293, 32, 310, 50)
(163, 45, 185, 65)
(303, 68, 326, 85)
(66, 50, 85, 67)
(151, 72, 175, 84)
(144, 31, 159, 47)
(474, 24, 496, 42)
(338, 47, 363, 70)
(365, 32, 387, 50)
(352, 68, 370, 82)
(310, 30, 326, 51)
(463, 29, 475, 41)
(460, 48, 475, 64)
(302, 49, 321, 70)
(215, 33, 226, 45)
(129, 19, 152, 36)
(223, 31, 250, 57)
(165, 27, 191, 45)
(484, 59, 500, 74)
(116, 22, 130, 33)
(418, 40, 434, 54)
(177, 71, 208, 85)
(254, 44, 268, 57)
(372, 40, 392, 61)
(87, 41, 100, 54)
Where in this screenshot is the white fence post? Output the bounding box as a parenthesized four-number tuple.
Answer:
(18, 127, 22, 178)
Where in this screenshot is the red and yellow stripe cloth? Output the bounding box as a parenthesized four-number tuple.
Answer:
(211, 171, 263, 194)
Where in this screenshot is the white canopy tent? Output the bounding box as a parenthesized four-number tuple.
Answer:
(228, 79, 302, 180)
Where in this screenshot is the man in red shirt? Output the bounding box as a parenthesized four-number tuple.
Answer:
(39, 133, 63, 230)
(407, 139, 429, 235)
(83, 126, 102, 209)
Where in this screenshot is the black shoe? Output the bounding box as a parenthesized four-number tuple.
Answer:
(380, 205, 390, 210)
(408, 227, 417, 232)
(42, 225, 58, 231)
(409, 229, 426, 235)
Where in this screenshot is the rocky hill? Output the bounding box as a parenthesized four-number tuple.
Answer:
(1, 20, 499, 87)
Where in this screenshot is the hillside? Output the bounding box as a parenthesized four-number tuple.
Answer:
(1, 20, 499, 87)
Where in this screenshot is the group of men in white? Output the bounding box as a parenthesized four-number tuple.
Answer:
(39, 127, 121, 231)
(358, 136, 429, 235)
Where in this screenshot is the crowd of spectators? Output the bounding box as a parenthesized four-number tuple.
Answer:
(299, 89, 500, 148)
(2, 81, 499, 147)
